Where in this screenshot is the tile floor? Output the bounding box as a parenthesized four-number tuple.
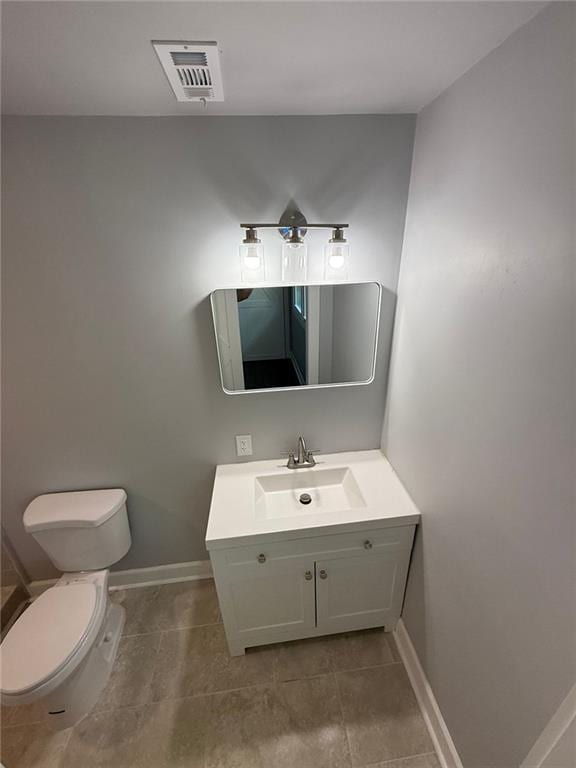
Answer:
(0, 580, 439, 768)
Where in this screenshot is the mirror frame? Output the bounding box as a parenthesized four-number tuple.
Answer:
(210, 281, 382, 395)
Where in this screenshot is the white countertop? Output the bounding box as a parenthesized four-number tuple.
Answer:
(206, 449, 420, 549)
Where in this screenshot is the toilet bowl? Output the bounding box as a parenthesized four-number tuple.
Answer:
(0, 489, 131, 729)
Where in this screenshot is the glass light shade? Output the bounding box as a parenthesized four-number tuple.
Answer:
(240, 241, 265, 282)
(282, 242, 308, 282)
(324, 241, 350, 280)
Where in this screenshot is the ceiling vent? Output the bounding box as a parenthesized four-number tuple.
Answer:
(152, 41, 224, 102)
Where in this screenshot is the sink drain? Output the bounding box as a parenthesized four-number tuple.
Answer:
(299, 493, 312, 505)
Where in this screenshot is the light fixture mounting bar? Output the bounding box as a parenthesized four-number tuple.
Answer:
(240, 223, 348, 230)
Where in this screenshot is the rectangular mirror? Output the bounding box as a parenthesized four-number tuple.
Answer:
(211, 282, 381, 393)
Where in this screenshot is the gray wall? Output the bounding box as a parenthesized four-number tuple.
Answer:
(382, 5, 575, 767)
(2, 115, 415, 579)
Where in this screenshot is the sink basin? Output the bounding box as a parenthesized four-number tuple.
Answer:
(255, 466, 366, 520)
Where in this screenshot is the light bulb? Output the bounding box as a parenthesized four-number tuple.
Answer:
(282, 241, 308, 282)
(240, 239, 265, 282)
(324, 239, 349, 280)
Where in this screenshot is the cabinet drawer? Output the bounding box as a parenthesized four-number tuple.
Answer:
(222, 525, 415, 566)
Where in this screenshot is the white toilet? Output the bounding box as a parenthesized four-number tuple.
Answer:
(0, 489, 131, 729)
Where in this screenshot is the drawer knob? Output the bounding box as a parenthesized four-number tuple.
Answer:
(257, 553, 266, 564)
(364, 540, 373, 550)
(304, 570, 313, 581)
(319, 569, 328, 579)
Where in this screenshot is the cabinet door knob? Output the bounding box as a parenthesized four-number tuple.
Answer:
(304, 570, 313, 581)
(364, 540, 373, 550)
(319, 569, 328, 579)
(257, 553, 266, 564)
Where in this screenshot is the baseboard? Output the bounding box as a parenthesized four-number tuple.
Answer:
(521, 682, 576, 768)
(29, 559, 213, 596)
(108, 559, 213, 590)
(394, 618, 463, 768)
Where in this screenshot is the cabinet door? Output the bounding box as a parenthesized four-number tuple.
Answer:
(315, 549, 409, 633)
(221, 551, 316, 649)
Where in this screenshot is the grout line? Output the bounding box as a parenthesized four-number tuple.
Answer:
(120, 620, 223, 638)
(156, 621, 223, 635)
(152, 681, 273, 703)
(119, 629, 164, 639)
(333, 661, 403, 675)
(1, 717, 51, 730)
(333, 670, 355, 768)
(274, 671, 333, 685)
(361, 751, 439, 767)
(92, 680, 277, 716)
(58, 723, 74, 758)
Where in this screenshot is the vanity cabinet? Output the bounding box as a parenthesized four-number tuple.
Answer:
(209, 524, 415, 656)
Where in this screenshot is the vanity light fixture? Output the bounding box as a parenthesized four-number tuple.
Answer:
(239, 206, 349, 284)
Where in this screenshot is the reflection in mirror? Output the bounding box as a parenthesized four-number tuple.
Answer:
(211, 282, 381, 393)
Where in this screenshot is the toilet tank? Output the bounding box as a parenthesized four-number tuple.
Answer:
(23, 489, 131, 572)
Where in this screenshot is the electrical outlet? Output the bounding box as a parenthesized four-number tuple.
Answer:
(235, 434, 253, 457)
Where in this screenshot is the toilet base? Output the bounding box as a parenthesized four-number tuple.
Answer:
(42, 601, 125, 730)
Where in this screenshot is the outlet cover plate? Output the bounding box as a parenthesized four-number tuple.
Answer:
(235, 435, 253, 457)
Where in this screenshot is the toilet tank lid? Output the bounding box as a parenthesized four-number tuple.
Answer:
(24, 489, 127, 531)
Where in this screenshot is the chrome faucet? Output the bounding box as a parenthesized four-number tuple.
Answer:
(285, 436, 318, 469)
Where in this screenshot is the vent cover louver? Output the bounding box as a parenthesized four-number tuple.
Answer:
(152, 41, 224, 102)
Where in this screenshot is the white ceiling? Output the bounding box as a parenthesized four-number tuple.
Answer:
(1, 1, 546, 116)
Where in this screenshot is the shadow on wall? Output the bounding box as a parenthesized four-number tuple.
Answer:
(400, 524, 427, 669)
(114, 477, 216, 573)
(188, 117, 408, 223)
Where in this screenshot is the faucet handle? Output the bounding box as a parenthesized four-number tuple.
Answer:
(281, 451, 298, 469)
(304, 450, 318, 466)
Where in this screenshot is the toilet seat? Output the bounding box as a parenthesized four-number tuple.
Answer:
(0, 580, 107, 704)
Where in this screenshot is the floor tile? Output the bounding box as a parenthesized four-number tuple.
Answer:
(268, 676, 352, 768)
(200, 686, 274, 768)
(337, 664, 434, 766)
(109, 585, 160, 636)
(61, 707, 145, 768)
(151, 624, 275, 700)
(271, 628, 398, 682)
(273, 635, 333, 681)
(204, 676, 351, 768)
(328, 628, 397, 672)
(62, 698, 208, 768)
(94, 633, 161, 712)
(135, 697, 208, 767)
(1, 700, 49, 728)
(0, 722, 71, 768)
(372, 754, 441, 768)
(386, 631, 403, 662)
(110, 580, 220, 635)
(149, 580, 221, 630)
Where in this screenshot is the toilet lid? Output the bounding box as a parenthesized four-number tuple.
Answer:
(0, 584, 98, 695)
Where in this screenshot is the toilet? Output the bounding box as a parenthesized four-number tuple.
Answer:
(0, 489, 131, 729)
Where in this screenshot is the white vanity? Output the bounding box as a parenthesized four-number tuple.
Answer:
(206, 449, 420, 656)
